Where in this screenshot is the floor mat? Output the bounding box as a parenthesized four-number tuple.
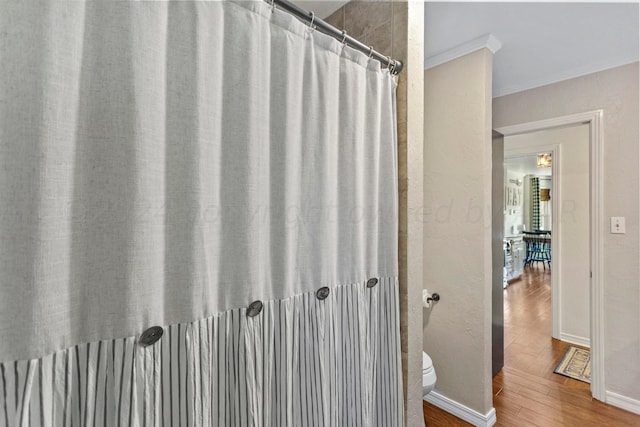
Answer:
(554, 345, 591, 383)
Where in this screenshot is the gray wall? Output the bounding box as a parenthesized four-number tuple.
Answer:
(494, 62, 640, 401)
(423, 48, 495, 415)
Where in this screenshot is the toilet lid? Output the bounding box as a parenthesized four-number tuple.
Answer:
(423, 352, 434, 374)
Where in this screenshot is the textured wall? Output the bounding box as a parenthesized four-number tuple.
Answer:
(325, 2, 424, 424)
(404, 4, 425, 425)
(494, 62, 640, 401)
(423, 49, 495, 415)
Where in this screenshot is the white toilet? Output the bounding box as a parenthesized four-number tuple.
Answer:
(422, 352, 437, 396)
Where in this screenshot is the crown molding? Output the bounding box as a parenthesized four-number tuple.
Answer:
(425, 33, 502, 70)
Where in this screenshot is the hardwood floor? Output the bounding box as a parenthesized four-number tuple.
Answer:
(423, 265, 640, 426)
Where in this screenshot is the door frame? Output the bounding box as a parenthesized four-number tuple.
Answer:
(495, 109, 604, 401)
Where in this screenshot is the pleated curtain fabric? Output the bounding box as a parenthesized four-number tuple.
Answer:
(0, 1, 401, 426)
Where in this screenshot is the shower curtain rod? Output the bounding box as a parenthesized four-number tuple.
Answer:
(268, 0, 404, 75)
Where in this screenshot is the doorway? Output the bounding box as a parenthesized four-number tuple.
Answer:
(504, 146, 559, 336)
(494, 110, 605, 400)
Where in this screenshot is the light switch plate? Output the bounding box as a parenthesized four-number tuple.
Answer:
(611, 217, 625, 234)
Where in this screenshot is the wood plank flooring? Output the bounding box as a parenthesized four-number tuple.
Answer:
(423, 265, 640, 426)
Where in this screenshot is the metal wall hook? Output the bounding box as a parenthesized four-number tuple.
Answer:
(427, 293, 440, 303)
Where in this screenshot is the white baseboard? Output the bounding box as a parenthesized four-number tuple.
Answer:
(559, 332, 590, 348)
(606, 391, 640, 415)
(424, 390, 496, 427)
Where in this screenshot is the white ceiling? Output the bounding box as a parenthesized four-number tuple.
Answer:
(296, 2, 639, 98)
(505, 154, 552, 177)
(425, 2, 640, 97)
(295, 1, 349, 20)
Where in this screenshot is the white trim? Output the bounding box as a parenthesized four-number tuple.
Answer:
(495, 111, 595, 136)
(425, 33, 502, 70)
(496, 109, 605, 402)
(606, 391, 640, 416)
(559, 333, 591, 348)
(424, 390, 496, 427)
(590, 110, 606, 402)
(504, 143, 561, 340)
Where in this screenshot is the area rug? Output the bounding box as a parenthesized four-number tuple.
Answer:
(554, 346, 591, 383)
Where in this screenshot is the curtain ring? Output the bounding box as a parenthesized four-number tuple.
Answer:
(368, 46, 374, 58)
(386, 56, 396, 74)
(341, 30, 348, 45)
(309, 11, 316, 30)
(270, 0, 275, 12)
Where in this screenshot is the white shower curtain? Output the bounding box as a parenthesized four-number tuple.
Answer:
(0, 1, 401, 425)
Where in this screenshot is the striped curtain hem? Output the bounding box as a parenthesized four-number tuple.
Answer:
(0, 277, 402, 427)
